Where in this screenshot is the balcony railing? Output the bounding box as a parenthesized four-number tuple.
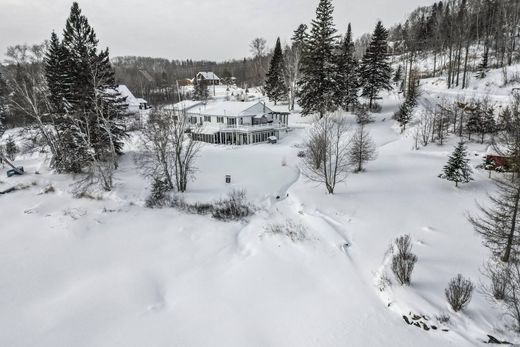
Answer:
(218, 122, 287, 131)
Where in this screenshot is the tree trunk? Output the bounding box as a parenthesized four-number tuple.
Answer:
(502, 185, 520, 263)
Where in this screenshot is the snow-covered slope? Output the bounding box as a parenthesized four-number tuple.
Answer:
(1, 70, 519, 346)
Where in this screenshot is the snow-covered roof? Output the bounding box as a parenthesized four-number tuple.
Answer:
(115, 85, 147, 106)
(185, 101, 274, 117)
(165, 100, 204, 112)
(197, 72, 220, 80)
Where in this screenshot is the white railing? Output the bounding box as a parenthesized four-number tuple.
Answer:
(218, 122, 287, 131)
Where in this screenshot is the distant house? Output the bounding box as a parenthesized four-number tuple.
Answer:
(170, 100, 289, 145)
(485, 146, 513, 172)
(195, 72, 221, 85)
(116, 85, 150, 113)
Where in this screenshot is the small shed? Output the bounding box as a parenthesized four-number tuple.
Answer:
(268, 136, 277, 144)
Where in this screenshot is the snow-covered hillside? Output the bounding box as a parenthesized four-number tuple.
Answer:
(1, 65, 520, 346)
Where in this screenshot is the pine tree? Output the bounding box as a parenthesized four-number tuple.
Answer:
(44, 32, 69, 114)
(348, 123, 377, 172)
(439, 141, 473, 187)
(359, 21, 392, 110)
(193, 78, 210, 102)
(0, 71, 8, 137)
(394, 79, 419, 132)
(297, 0, 338, 118)
(334, 23, 359, 112)
(265, 37, 287, 105)
(292, 24, 308, 49)
(393, 65, 403, 84)
(475, 51, 489, 79)
(59, 2, 127, 159)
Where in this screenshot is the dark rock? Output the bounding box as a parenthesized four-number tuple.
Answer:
(422, 323, 430, 331)
(431, 325, 437, 330)
(486, 334, 512, 344)
(413, 322, 421, 327)
(403, 316, 411, 325)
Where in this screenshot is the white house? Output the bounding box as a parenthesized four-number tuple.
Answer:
(171, 100, 289, 145)
(116, 85, 149, 113)
(195, 72, 221, 85)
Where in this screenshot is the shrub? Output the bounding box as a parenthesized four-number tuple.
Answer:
(5, 136, 18, 161)
(483, 261, 509, 301)
(212, 189, 253, 221)
(391, 234, 418, 286)
(145, 177, 172, 208)
(265, 219, 307, 241)
(435, 313, 451, 324)
(445, 274, 474, 312)
(297, 150, 306, 158)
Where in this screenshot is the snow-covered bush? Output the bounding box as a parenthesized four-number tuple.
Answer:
(265, 219, 307, 242)
(435, 313, 451, 324)
(445, 274, 474, 312)
(354, 104, 373, 124)
(377, 273, 392, 292)
(5, 135, 18, 161)
(390, 234, 418, 286)
(212, 189, 253, 221)
(145, 177, 173, 208)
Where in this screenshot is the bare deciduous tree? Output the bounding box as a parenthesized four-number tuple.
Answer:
(137, 109, 201, 193)
(470, 177, 520, 263)
(348, 123, 377, 172)
(301, 114, 352, 194)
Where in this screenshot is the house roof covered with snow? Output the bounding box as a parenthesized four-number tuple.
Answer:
(184, 101, 277, 117)
(116, 85, 147, 106)
(196, 72, 220, 80)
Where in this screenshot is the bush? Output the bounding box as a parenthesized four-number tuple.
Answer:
(483, 261, 509, 301)
(297, 150, 306, 158)
(145, 177, 172, 208)
(265, 219, 307, 241)
(212, 189, 253, 221)
(445, 274, 474, 312)
(5, 136, 18, 161)
(391, 235, 418, 286)
(354, 105, 373, 124)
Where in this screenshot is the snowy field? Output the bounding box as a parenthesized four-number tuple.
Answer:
(1, 68, 520, 346)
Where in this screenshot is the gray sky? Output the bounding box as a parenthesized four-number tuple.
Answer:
(0, 0, 432, 61)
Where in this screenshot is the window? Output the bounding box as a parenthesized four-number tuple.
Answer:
(217, 117, 224, 123)
(190, 117, 197, 124)
(204, 116, 211, 122)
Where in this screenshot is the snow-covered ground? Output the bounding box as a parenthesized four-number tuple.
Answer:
(1, 66, 520, 346)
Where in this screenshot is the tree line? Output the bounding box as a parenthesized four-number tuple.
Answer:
(390, 0, 520, 92)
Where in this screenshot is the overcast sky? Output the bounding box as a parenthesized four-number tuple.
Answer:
(0, 0, 432, 62)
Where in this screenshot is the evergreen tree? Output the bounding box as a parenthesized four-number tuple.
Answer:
(439, 141, 473, 187)
(44, 32, 69, 114)
(359, 21, 392, 110)
(394, 79, 419, 132)
(334, 23, 359, 111)
(475, 51, 489, 79)
(59, 2, 127, 160)
(298, 0, 338, 118)
(193, 78, 210, 102)
(265, 37, 287, 105)
(0, 71, 8, 137)
(292, 24, 308, 50)
(393, 65, 403, 84)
